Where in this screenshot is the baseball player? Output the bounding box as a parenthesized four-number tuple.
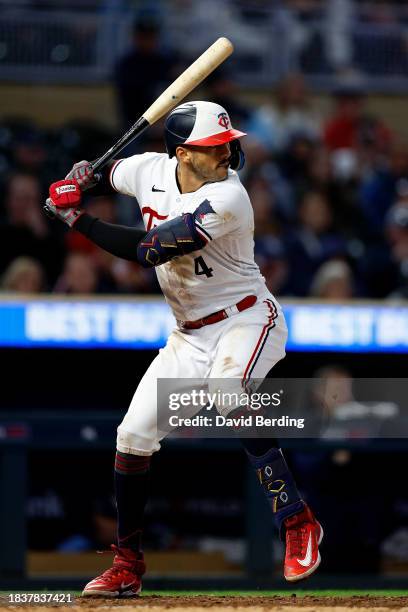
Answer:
(45, 101, 323, 596)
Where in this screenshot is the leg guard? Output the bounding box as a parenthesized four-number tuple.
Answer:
(246, 447, 304, 539)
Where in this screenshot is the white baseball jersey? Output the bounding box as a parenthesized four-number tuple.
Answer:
(110, 152, 270, 321)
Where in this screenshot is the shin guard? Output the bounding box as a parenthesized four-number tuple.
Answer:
(246, 447, 304, 538)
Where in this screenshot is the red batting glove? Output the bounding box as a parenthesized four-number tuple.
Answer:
(49, 179, 82, 209)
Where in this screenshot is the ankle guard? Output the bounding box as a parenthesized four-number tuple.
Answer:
(247, 447, 304, 539)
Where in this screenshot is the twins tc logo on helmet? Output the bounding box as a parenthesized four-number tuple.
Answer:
(217, 112, 230, 130)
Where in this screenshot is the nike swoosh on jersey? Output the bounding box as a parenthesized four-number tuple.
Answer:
(297, 532, 313, 567)
(152, 185, 165, 192)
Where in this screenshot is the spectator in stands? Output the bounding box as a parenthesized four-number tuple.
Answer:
(54, 252, 100, 294)
(244, 73, 321, 154)
(358, 200, 408, 298)
(310, 259, 354, 299)
(276, 132, 317, 193)
(108, 259, 160, 295)
(64, 195, 119, 292)
(298, 145, 362, 235)
(0, 119, 50, 185)
(285, 190, 348, 295)
(64, 195, 159, 295)
(255, 236, 289, 296)
(83, 197, 159, 293)
(384, 204, 408, 299)
(3, 171, 47, 236)
(247, 174, 281, 237)
(114, 14, 180, 129)
(245, 158, 296, 223)
(323, 84, 392, 157)
(12, 123, 49, 180)
(360, 143, 408, 235)
(0, 256, 45, 293)
(304, 145, 332, 189)
(205, 69, 250, 130)
(0, 171, 64, 286)
(310, 364, 354, 423)
(324, 84, 363, 151)
(65, 195, 117, 255)
(311, 364, 400, 438)
(54, 121, 114, 179)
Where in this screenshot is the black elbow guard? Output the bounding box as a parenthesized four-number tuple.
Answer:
(137, 213, 208, 268)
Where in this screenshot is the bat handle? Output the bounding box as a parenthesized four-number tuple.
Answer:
(91, 116, 150, 173)
(91, 150, 115, 174)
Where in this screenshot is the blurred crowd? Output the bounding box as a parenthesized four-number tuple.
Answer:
(2, 12, 408, 301)
(238, 72, 408, 301)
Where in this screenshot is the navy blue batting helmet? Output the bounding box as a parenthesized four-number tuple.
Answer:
(164, 100, 245, 158)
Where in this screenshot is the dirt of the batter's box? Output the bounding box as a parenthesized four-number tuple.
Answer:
(1, 595, 408, 612)
(75, 595, 408, 609)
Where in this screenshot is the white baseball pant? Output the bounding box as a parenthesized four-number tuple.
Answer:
(117, 294, 288, 456)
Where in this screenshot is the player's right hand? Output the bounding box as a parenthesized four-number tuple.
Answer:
(65, 160, 100, 190)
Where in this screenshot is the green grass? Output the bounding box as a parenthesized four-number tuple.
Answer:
(139, 590, 407, 597)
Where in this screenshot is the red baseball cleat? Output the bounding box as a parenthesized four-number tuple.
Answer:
(283, 504, 323, 582)
(82, 545, 146, 597)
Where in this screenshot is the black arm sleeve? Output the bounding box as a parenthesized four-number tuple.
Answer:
(74, 213, 147, 261)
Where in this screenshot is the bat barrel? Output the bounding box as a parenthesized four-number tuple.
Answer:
(91, 37, 234, 173)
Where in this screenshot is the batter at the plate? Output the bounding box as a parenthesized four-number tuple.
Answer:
(45, 100, 323, 596)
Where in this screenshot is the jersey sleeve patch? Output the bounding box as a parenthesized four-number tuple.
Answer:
(194, 199, 215, 219)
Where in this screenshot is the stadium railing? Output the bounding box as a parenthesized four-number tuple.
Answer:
(1, 3, 408, 90)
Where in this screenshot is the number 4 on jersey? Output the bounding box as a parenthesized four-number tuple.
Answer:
(194, 256, 213, 278)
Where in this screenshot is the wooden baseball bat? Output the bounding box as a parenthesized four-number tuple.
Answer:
(92, 37, 234, 173)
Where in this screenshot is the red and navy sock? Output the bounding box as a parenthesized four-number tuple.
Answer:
(114, 451, 151, 553)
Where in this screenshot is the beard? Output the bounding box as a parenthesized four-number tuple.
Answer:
(189, 157, 228, 183)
